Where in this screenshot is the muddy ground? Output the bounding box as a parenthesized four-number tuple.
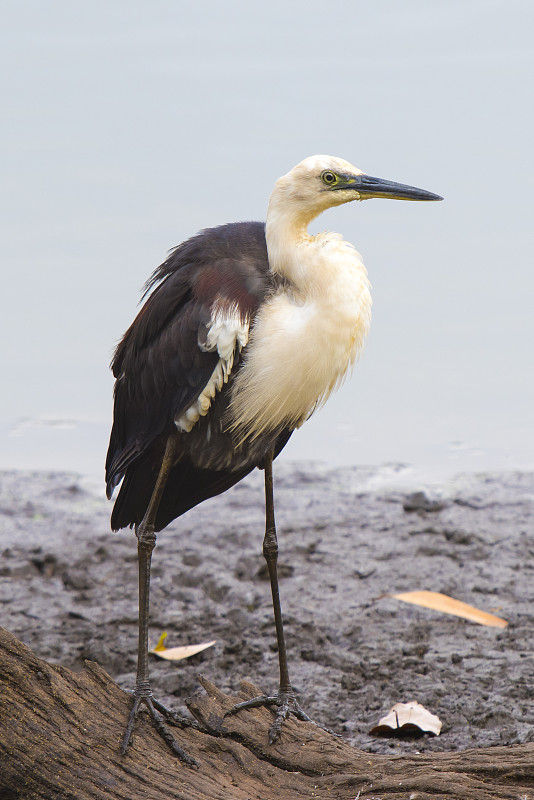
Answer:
(0, 463, 533, 756)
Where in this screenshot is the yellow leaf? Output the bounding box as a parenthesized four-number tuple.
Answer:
(149, 639, 216, 661)
(391, 590, 508, 628)
(153, 631, 168, 652)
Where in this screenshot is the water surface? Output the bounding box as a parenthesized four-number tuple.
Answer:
(1, 1, 533, 482)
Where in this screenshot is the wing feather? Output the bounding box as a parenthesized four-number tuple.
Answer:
(105, 222, 271, 501)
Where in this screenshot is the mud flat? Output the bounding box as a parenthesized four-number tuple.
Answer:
(0, 463, 532, 755)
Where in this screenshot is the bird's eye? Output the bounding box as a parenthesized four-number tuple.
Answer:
(321, 171, 338, 186)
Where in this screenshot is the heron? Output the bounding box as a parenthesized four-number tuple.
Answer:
(106, 155, 442, 763)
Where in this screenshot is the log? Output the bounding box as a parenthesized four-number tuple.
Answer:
(0, 626, 532, 800)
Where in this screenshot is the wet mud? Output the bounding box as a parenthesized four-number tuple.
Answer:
(0, 464, 532, 756)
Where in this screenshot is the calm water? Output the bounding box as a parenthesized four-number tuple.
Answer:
(1, 1, 533, 485)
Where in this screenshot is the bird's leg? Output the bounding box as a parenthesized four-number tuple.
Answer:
(121, 434, 197, 766)
(263, 450, 294, 696)
(224, 450, 311, 744)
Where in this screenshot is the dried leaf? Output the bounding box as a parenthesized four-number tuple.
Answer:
(391, 590, 508, 628)
(149, 633, 216, 661)
(370, 701, 442, 737)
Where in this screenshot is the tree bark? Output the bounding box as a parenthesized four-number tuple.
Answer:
(0, 626, 532, 800)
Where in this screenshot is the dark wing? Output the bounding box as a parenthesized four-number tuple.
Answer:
(105, 221, 271, 503)
(110, 426, 293, 532)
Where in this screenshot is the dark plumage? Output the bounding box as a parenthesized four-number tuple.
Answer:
(106, 221, 291, 531)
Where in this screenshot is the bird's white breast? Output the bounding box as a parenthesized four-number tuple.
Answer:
(228, 234, 372, 441)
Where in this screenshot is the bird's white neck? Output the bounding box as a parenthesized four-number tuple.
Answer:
(230, 198, 372, 441)
(265, 192, 325, 291)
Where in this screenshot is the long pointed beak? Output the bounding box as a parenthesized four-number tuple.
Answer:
(351, 174, 443, 202)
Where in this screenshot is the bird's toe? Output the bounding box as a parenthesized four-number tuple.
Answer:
(224, 687, 314, 744)
(121, 691, 198, 766)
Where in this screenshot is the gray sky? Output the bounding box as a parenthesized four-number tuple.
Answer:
(1, 0, 533, 481)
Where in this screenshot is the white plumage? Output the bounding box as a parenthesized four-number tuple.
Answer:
(179, 156, 375, 442)
(175, 306, 249, 432)
(229, 232, 371, 440)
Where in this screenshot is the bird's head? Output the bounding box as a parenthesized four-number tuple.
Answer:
(269, 155, 442, 225)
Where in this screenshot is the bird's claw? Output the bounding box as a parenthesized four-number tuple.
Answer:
(151, 697, 200, 730)
(224, 688, 312, 744)
(121, 690, 198, 766)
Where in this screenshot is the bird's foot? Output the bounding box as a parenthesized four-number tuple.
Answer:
(122, 688, 198, 766)
(224, 687, 311, 744)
